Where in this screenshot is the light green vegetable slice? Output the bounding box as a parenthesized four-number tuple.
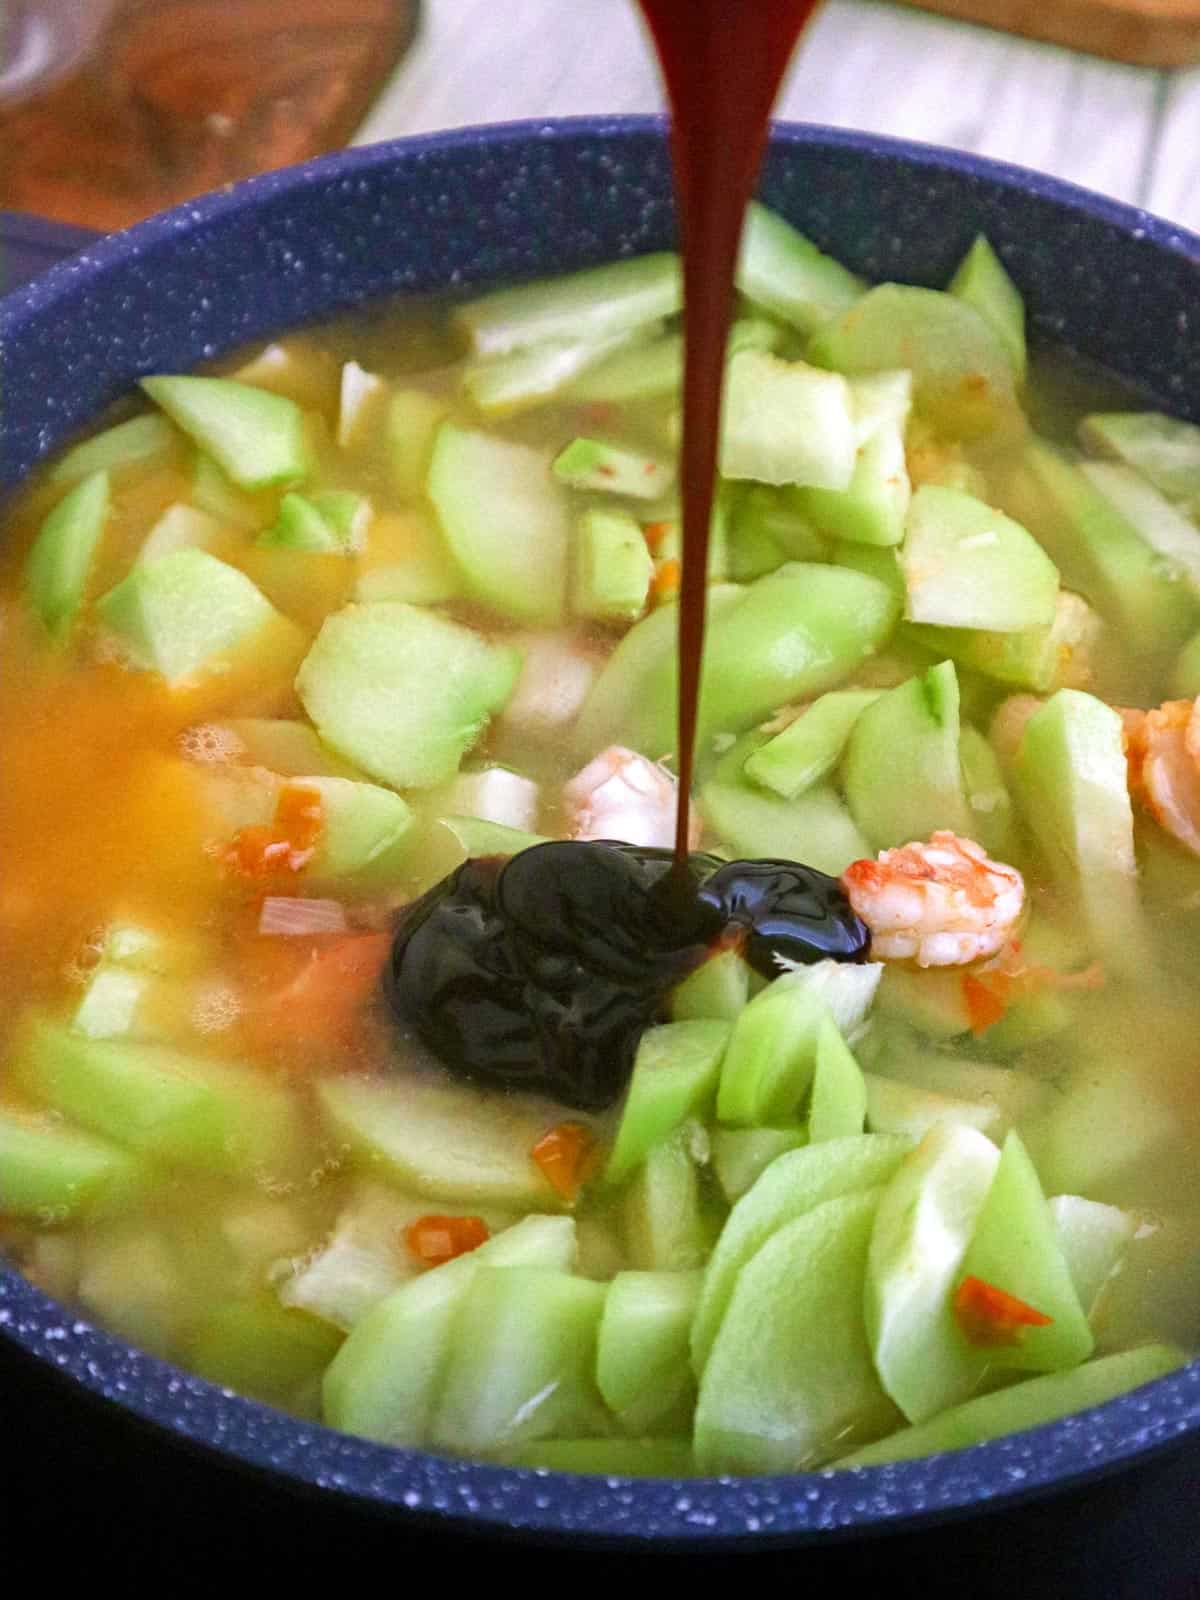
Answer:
(1012, 688, 1147, 970)
(316, 1074, 564, 1209)
(15, 1018, 304, 1180)
(622, 1130, 710, 1272)
(948, 234, 1027, 380)
(429, 424, 570, 625)
(97, 549, 303, 687)
(959, 725, 1017, 860)
(1079, 410, 1200, 502)
(1079, 459, 1200, 596)
(579, 564, 897, 759)
(0, 1105, 145, 1221)
(864, 1072, 1002, 1142)
(463, 324, 654, 417)
(691, 1133, 911, 1375)
(188, 1298, 342, 1411)
(808, 1018, 869, 1142)
(720, 350, 857, 489)
(454, 252, 681, 357)
(794, 370, 913, 547)
(49, 413, 179, 485)
(865, 1123, 1000, 1423)
(137, 503, 224, 566)
(566, 330, 685, 403)
(552, 437, 675, 501)
(605, 1021, 730, 1186)
(432, 1267, 608, 1454)
(596, 1269, 702, 1433)
(695, 1190, 901, 1472)
(900, 485, 1059, 631)
(709, 1126, 808, 1205)
(909, 589, 1102, 695)
(808, 283, 1020, 439)
(837, 1345, 1184, 1467)
(1048, 1194, 1137, 1319)
(717, 962, 881, 1127)
(736, 201, 865, 333)
(701, 732, 871, 876)
(842, 659, 972, 849)
(140, 375, 308, 490)
(387, 388, 449, 500)
(670, 949, 752, 1023)
(1015, 440, 1196, 652)
(571, 507, 653, 623)
(1171, 629, 1200, 698)
(957, 1130, 1093, 1373)
(743, 689, 881, 799)
(565, 318, 782, 405)
(295, 601, 521, 790)
(322, 1214, 575, 1446)
(26, 470, 110, 638)
(435, 815, 549, 858)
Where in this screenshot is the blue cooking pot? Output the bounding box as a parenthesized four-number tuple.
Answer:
(1, 118, 1199, 1550)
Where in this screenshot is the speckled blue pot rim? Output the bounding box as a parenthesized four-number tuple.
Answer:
(4, 1259, 1199, 1546)
(2, 118, 1200, 1545)
(3, 116, 1200, 324)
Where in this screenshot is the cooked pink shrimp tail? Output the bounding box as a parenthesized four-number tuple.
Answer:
(841, 830, 1025, 967)
(564, 744, 701, 851)
(1121, 696, 1200, 856)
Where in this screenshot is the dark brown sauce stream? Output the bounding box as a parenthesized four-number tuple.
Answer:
(637, 0, 822, 867)
(384, 2, 875, 1112)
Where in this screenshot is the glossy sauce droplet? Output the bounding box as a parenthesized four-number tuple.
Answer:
(384, 841, 868, 1110)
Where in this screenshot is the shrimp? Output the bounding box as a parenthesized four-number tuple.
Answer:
(500, 633, 604, 739)
(1124, 697, 1200, 855)
(563, 745, 700, 851)
(841, 831, 1025, 967)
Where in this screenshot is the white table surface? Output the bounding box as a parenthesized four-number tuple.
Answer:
(353, 0, 1200, 237)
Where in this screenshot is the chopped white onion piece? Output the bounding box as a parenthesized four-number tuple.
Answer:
(258, 897, 348, 937)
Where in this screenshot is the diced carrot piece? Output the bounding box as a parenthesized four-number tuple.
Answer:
(643, 520, 675, 553)
(650, 558, 681, 604)
(226, 824, 289, 879)
(531, 1121, 598, 1203)
(226, 782, 324, 878)
(954, 1274, 1053, 1347)
(275, 782, 324, 859)
(405, 1214, 490, 1268)
(243, 930, 391, 1058)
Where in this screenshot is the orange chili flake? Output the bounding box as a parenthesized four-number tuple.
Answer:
(962, 973, 1008, 1035)
(226, 782, 324, 878)
(531, 1121, 598, 1203)
(954, 1274, 1053, 1347)
(963, 942, 1106, 1036)
(650, 558, 682, 605)
(580, 401, 616, 429)
(405, 1214, 491, 1268)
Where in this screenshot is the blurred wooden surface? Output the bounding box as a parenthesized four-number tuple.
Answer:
(906, 0, 1200, 67)
(0, 0, 421, 230)
(353, 0, 1200, 237)
(5, 0, 1200, 240)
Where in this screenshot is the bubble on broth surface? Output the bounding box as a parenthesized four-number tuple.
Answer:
(62, 926, 108, 986)
(190, 981, 241, 1033)
(179, 723, 245, 765)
